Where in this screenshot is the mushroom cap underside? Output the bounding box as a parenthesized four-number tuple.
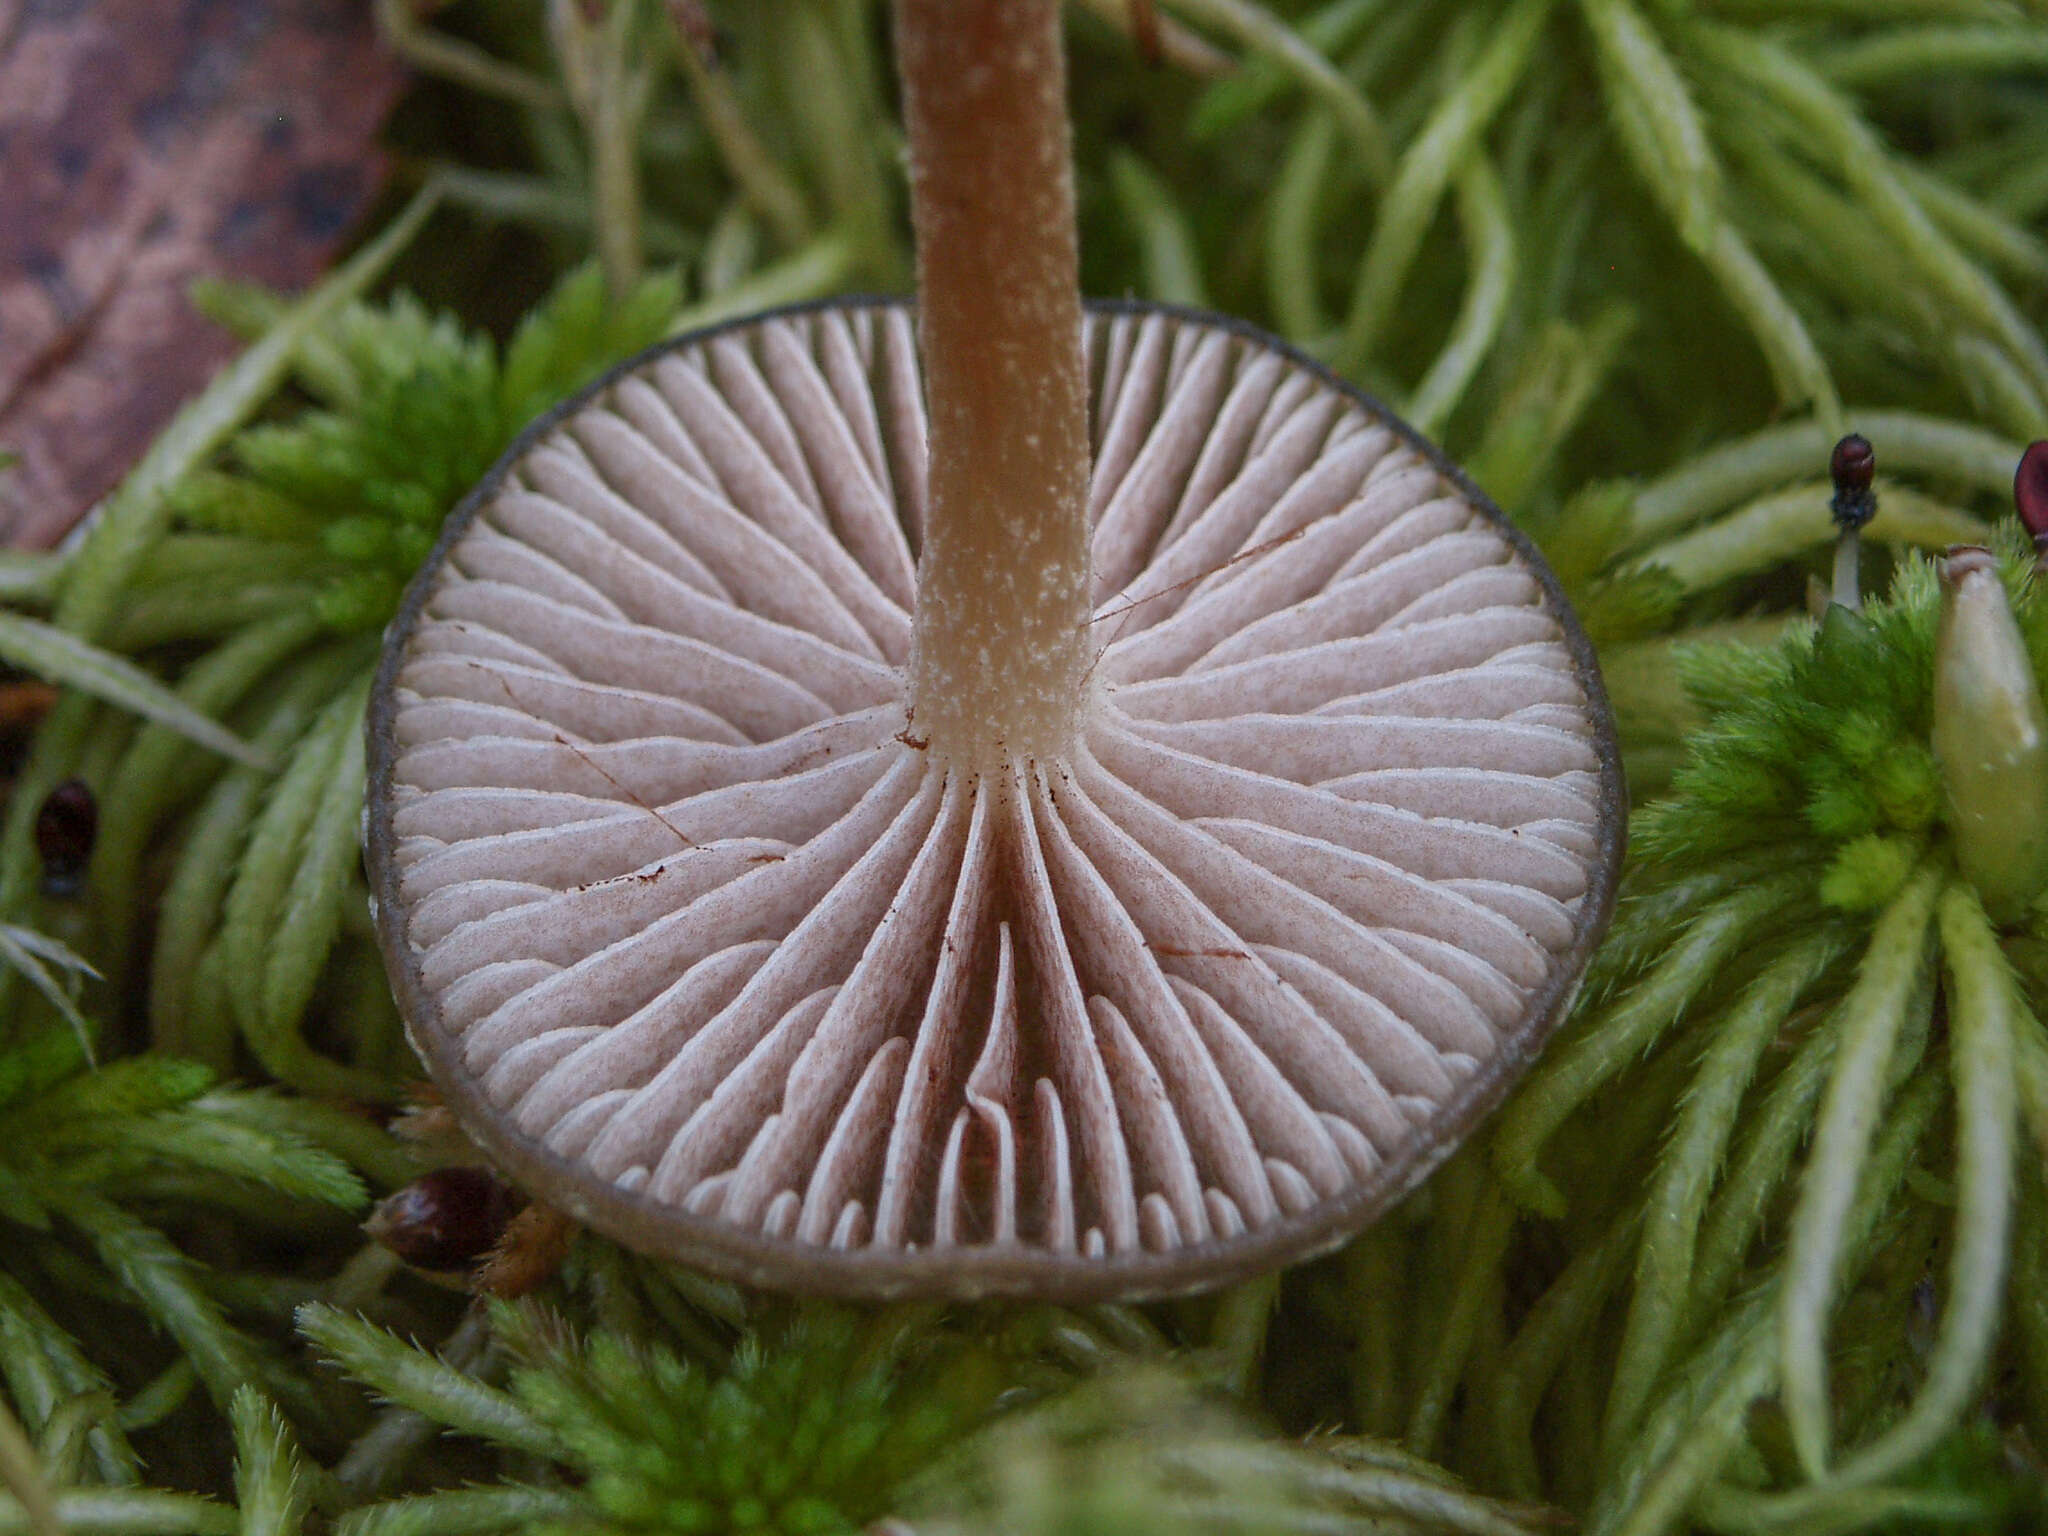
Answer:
(366, 299, 1625, 1299)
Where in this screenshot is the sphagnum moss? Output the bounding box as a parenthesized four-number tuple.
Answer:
(4, 1, 2048, 1533)
(1466, 524, 2048, 1528)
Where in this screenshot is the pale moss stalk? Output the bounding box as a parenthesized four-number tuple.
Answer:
(1594, 1071, 1944, 1536)
(1695, 22, 2048, 413)
(1578, 0, 1839, 423)
(0, 1489, 236, 1535)
(1720, 883, 2018, 1523)
(372, 0, 562, 110)
(90, 611, 326, 978)
(1627, 411, 2025, 549)
(1492, 1214, 1639, 1498)
(1334, 0, 1550, 372)
(219, 677, 386, 1102)
(1265, 110, 1339, 342)
(666, 231, 856, 337)
(1952, 332, 2048, 443)
(1634, 481, 1987, 595)
(1600, 930, 1844, 1466)
(1493, 873, 1805, 1215)
(1164, 0, 1391, 181)
(148, 644, 368, 1065)
(1778, 862, 1942, 1478)
(1345, 1228, 1408, 1439)
(1109, 151, 1210, 308)
(1825, 23, 2048, 86)
(429, 167, 695, 260)
(0, 1396, 57, 1536)
(335, 1486, 581, 1536)
(1206, 1273, 1279, 1400)
(1902, 160, 2048, 287)
(1408, 156, 1515, 437)
(667, 6, 813, 250)
(547, 0, 654, 302)
(775, 0, 902, 287)
(1406, 1177, 1514, 1457)
(1464, 307, 1634, 510)
(33, 1395, 117, 1491)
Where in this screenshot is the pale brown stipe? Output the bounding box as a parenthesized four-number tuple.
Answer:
(365, 299, 1624, 1299)
(898, 0, 1093, 768)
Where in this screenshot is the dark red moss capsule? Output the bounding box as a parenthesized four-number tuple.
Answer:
(34, 779, 95, 898)
(1829, 433, 1877, 531)
(1830, 433, 1875, 494)
(2014, 440, 2048, 552)
(365, 1165, 520, 1271)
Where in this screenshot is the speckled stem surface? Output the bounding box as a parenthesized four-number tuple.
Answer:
(897, 0, 1093, 768)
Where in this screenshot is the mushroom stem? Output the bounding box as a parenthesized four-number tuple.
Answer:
(897, 0, 1094, 769)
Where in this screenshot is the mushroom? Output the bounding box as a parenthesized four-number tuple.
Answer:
(364, 0, 1623, 1298)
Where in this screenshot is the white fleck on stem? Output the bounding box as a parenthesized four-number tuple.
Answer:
(897, 0, 1093, 769)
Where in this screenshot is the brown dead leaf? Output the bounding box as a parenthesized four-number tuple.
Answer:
(0, 0, 406, 547)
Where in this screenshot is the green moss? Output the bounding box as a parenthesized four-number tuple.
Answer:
(3, 0, 2047, 1531)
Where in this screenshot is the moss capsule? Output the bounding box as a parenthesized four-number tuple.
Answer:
(1933, 547, 2048, 922)
(365, 1165, 519, 1271)
(2016, 440, 2048, 567)
(35, 779, 96, 899)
